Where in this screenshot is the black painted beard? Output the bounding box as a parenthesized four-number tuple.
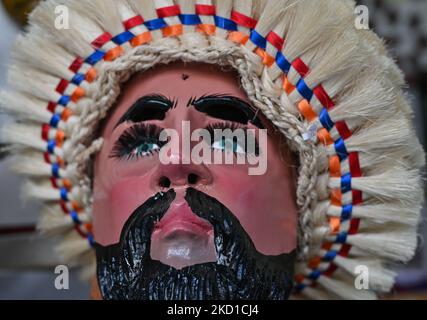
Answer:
(95, 188, 296, 300)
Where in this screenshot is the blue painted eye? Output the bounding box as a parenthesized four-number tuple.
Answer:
(131, 142, 160, 157)
(110, 124, 167, 160)
(212, 137, 246, 154)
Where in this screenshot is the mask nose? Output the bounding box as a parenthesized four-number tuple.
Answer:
(154, 162, 213, 190)
(157, 172, 205, 189)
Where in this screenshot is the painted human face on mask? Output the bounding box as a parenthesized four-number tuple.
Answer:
(92, 62, 298, 299)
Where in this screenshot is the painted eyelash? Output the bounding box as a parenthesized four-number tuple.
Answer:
(206, 121, 247, 132)
(110, 121, 259, 161)
(206, 121, 260, 156)
(110, 123, 166, 160)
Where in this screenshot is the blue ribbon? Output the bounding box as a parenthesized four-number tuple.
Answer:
(145, 18, 167, 31)
(214, 16, 238, 31)
(341, 204, 353, 220)
(308, 269, 321, 280)
(87, 234, 95, 247)
(85, 50, 105, 65)
(60, 187, 69, 202)
(276, 52, 291, 74)
(319, 108, 335, 131)
(70, 211, 81, 225)
(58, 95, 71, 106)
(334, 138, 348, 160)
(341, 173, 352, 193)
(179, 14, 202, 25)
(71, 73, 85, 86)
(249, 30, 267, 50)
(296, 78, 313, 101)
(323, 250, 337, 262)
(47, 140, 56, 154)
(51, 163, 60, 179)
(49, 113, 61, 128)
(335, 232, 348, 244)
(112, 31, 135, 45)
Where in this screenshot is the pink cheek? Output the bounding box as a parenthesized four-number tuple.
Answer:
(204, 151, 297, 254)
(94, 176, 154, 246)
(217, 175, 265, 219)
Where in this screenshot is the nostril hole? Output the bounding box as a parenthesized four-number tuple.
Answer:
(159, 176, 171, 189)
(187, 173, 199, 185)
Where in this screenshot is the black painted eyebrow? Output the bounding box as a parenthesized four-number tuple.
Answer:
(114, 94, 177, 129)
(187, 94, 265, 129)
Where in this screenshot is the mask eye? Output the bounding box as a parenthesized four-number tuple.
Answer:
(207, 122, 260, 156)
(212, 137, 246, 154)
(110, 123, 165, 160)
(131, 142, 161, 158)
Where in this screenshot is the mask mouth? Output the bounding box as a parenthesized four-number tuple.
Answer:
(150, 194, 217, 270)
(95, 187, 296, 300)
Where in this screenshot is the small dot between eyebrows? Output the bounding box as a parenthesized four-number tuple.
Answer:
(181, 74, 190, 81)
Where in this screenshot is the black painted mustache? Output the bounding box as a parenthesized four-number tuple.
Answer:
(95, 188, 296, 300)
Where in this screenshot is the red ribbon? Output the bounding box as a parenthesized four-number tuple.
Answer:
(156, 5, 181, 18)
(195, 4, 216, 16)
(231, 10, 257, 29)
(123, 15, 144, 30)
